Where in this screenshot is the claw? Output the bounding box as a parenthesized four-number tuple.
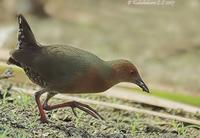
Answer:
(71, 107, 78, 117)
(74, 102, 104, 120)
(74, 104, 99, 119)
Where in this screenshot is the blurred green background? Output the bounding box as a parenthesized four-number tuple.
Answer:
(0, 0, 199, 96)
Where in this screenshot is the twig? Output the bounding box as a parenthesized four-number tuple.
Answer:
(0, 68, 14, 80)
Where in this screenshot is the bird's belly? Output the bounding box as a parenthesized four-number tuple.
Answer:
(57, 81, 106, 94)
(56, 77, 109, 94)
(56, 68, 111, 94)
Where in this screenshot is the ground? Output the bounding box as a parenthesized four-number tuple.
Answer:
(0, 87, 199, 138)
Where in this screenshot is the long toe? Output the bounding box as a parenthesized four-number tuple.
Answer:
(73, 101, 104, 120)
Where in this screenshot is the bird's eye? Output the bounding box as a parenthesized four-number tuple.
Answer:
(130, 70, 134, 74)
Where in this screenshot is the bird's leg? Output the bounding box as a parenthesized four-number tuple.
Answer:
(43, 98, 104, 120)
(43, 93, 78, 117)
(42, 92, 57, 109)
(35, 89, 48, 123)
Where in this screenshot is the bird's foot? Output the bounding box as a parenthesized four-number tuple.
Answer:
(43, 101, 104, 120)
(40, 117, 49, 124)
(70, 101, 104, 120)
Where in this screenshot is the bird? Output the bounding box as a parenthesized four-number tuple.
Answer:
(7, 14, 149, 123)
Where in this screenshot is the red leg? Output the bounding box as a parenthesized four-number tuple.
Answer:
(35, 89, 48, 123)
(43, 99, 104, 120)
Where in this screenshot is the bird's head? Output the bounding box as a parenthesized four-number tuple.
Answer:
(110, 59, 149, 93)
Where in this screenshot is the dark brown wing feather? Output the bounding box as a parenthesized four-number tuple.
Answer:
(11, 45, 112, 92)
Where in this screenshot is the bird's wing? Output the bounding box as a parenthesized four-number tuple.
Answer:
(11, 45, 108, 85)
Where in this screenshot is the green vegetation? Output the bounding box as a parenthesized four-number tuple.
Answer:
(151, 89, 200, 107)
(128, 87, 200, 107)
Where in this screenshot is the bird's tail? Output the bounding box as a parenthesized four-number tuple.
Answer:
(17, 14, 38, 49)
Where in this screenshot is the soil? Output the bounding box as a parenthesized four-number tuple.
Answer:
(0, 88, 199, 138)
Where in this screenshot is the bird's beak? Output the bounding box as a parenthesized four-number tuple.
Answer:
(135, 79, 149, 93)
